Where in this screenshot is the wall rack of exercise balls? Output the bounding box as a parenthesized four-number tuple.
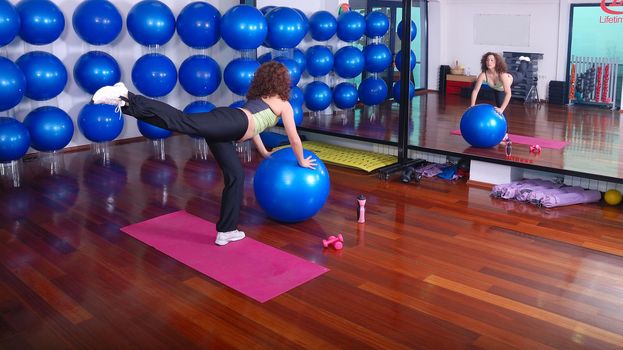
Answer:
(0, 0, 418, 175)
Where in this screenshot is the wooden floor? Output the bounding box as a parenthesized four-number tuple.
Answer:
(301, 93, 623, 182)
(1, 134, 622, 349)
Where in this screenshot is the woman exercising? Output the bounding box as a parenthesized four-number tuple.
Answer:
(91, 61, 316, 246)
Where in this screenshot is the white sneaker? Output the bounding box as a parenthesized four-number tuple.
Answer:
(215, 229, 245, 246)
(519, 56, 531, 62)
(92, 82, 128, 107)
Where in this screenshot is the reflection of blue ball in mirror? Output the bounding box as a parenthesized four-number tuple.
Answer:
(305, 45, 333, 77)
(304, 81, 332, 111)
(333, 46, 364, 79)
(333, 82, 358, 110)
(274, 56, 301, 86)
(220, 5, 266, 50)
(397, 20, 417, 42)
(309, 10, 336, 41)
(33, 173, 79, 213)
(289, 86, 303, 106)
(127, 0, 175, 46)
(0, 0, 20, 47)
(23, 106, 73, 152)
(223, 58, 260, 96)
(77, 104, 124, 143)
(460, 104, 507, 148)
(0, 57, 25, 111)
(392, 79, 415, 101)
(230, 100, 246, 108)
(138, 120, 172, 140)
(176, 2, 220, 49)
(83, 157, 128, 196)
(179, 55, 221, 97)
(363, 43, 392, 73)
(140, 156, 178, 188)
(132, 53, 177, 98)
(0, 117, 30, 163)
(395, 49, 416, 72)
(358, 77, 387, 106)
(74, 51, 121, 94)
(72, 0, 122, 45)
(336, 11, 365, 42)
(0, 186, 34, 220)
(365, 11, 389, 38)
(16, 51, 67, 101)
(16, 0, 64, 45)
(265, 7, 306, 49)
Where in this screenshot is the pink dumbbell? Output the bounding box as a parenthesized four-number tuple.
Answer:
(322, 234, 344, 250)
(530, 144, 542, 153)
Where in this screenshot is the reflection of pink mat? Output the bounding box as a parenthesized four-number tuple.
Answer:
(451, 130, 569, 149)
(121, 211, 329, 303)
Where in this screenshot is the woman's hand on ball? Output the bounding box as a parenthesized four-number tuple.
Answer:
(299, 155, 317, 169)
(494, 107, 504, 115)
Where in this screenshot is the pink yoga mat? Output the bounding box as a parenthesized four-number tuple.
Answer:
(451, 130, 569, 149)
(121, 211, 329, 303)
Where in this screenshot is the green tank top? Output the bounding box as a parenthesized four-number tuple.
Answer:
(243, 99, 279, 136)
(484, 73, 505, 92)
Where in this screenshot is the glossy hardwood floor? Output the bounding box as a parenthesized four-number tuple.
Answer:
(1, 136, 622, 349)
(301, 93, 623, 182)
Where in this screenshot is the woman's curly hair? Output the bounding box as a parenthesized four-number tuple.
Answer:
(480, 52, 507, 74)
(246, 61, 291, 101)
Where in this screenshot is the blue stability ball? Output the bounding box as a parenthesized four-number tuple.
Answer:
(220, 5, 266, 50)
(336, 11, 365, 42)
(304, 81, 332, 111)
(179, 55, 221, 97)
(230, 100, 246, 108)
(292, 48, 306, 73)
(265, 7, 306, 49)
(0, 0, 20, 47)
(397, 19, 417, 42)
(333, 82, 358, 110)
(395, 49, 416, 72)
(0, 57, 26, 111)
(305, 45, 334, 77)
(127, 0, 175, 47)
(132, 53, 177, 98)
(223, 58, 260, 96)
(333, 46, 364, 79)
(289, 86, 303, 106)
(460, 104, 507, 148)
(392, 79, 415, 101)
(138, 120, 172, 140)
(363, 43, 392, 73)
(74, 51, 121, 94)
(257, 52, 272, 64)
(177, 2, 220, 49)
(0, 117, 30, 162)
(16, 0, 64, 45)
(23, 106, 73, 152)
(78, 104, 124, 143)
(254, 148, 330, 223)
(358, 77, 387, 106)
(72, 0, 122, 45)
(309, 10, 336, 41)
(273, 56, 301, 86)
(365, 11, 389, 38)
(16, 51, 67, 101)
(293, 8, 308, 33)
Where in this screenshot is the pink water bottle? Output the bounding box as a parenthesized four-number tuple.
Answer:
(357, 194, 366, 223)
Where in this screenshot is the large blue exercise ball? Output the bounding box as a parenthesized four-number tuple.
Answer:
(179, 55, 221, 97)
(254, 148, 330, 223)
(16, 0, 64, 45)
(309, 10, 336, 41)
(293, 8, 308, 33)
(333, 82, 358, 110)
(257, 52, 272, 64)
(0, 0, 20, 47)
(77, 104, 124, 143)
(176, 2, 220, 49)
(223, 58, 259, 96)
(392, 79, 415, 101)
(23, 106, 73, 152)
(395, 49, 416, 72)
(289, 86, 303, 106)
(265, 7, 306, 49)
(305, 45, 333, 77)
(460, 104, 507, 148)
(292, 48, 306, 73)
(132, 53, 177, 98)
(0, 57, 25, 111)
(74, 51, 121, 94)
(138, 120, 172, 140)
(365, 11, 389, 38)
(364, 43, 392, 73)
(397, 19, 417, 42)
(220, 5, 266, 50)
(274, 56, 301, 86)
(127, 0, 175, 47)
(72, 0, 122, 45)
(336, 11, 365, 42)
(0, 117, 30, 162)
(333, 46, 364, 79)
(16, 51, 67, 101)
(304, 81, 332, 111)
(358, 77, 387, 106)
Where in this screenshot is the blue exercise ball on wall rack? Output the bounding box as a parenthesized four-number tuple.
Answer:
(392, 79, 415, 101)
(397, 19, 417, 42)
(305, 45, 334, 77)
(0, 0, 20, 47)
(289, 86, 303, 106)
(309, 10, 336, 41)
(179, 54, 221, 97)
(223, 58, 260, 96)
(74, 51, 121, 94)
(72, 0, 122, 45)
(131, 53, 177, 98)
(220, 5, 266, 50)
(77, 104, 124, 143)
(176, 1, 220, 49)
(358, 77, 387, 106)
(138, 120, 172, 140)
(127, 0, 175, 47)
(16, 0, 64, 45)
(336, 10, 365, 42)
(333, 82, 358, 110)
(395, 49, 416, 72)
(333, 46, 364, 79)
(273, 56, 301, 86)
(230, 100, 246, 108)
(292, 48, 307, 73)
(363, 43, 392, 73)
(265, 7, 307, 49)
(16, 51, 67, 101)
(0, 117, 30, 163)
(365, 11, 389, 38)
(304, 81, 332, 111)
(23, 106, 74, 152)
(0, 57, 25, 111)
